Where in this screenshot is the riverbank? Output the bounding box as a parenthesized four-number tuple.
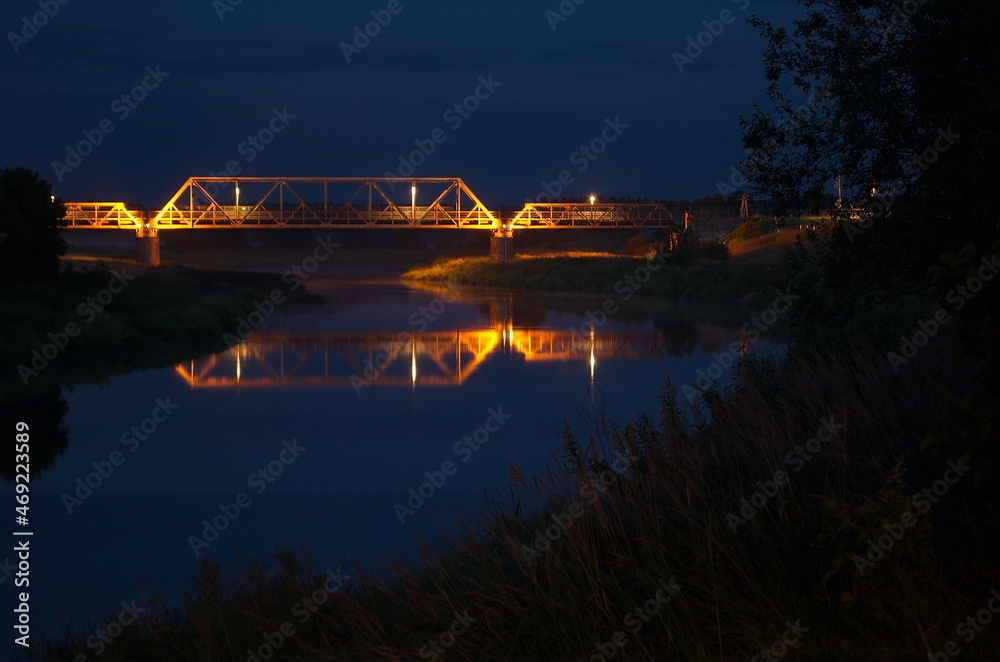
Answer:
(402, 252, 782, 307)
(1, 257, 318, 397)
(398, 226, 808, 305)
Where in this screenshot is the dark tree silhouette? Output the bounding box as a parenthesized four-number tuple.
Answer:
(744, 0, 1000, 518)
(0, 167, 67, 284)
(740, 0, 1000, 348)
(0, 386, 70, 482)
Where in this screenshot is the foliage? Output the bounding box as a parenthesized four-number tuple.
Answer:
(402, 253, 771, 304)
(667, 230, 730, 265)
(697, 239, 730, 261)
(723, 218, 779, 245)
(0, 263, 315, 394)
(923, 240, 1000, 522)
(0, 167, 66, 284)
(742, 0, 1000, 349)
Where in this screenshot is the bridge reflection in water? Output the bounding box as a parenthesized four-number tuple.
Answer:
(174, 323, 674, 389)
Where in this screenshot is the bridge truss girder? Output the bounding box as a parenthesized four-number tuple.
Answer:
(63, 202, 146, 229)
(61, 181, 686, 233)
(150, 177, 498, 229)
(509, 203, 682, 229)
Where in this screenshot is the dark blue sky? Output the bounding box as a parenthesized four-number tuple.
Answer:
(2, 0, 801, 207)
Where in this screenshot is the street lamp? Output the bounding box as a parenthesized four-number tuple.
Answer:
(411, 184, 417, 220)
(235, 183, 240, 220)
(590, 194, 595, 222)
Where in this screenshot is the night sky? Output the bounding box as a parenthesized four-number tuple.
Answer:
(2, 0, 801, 207)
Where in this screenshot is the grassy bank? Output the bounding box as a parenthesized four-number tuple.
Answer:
(403, 253, 781, 306)
(1, 259, 317, 395)
(26, 342, 1000, 660)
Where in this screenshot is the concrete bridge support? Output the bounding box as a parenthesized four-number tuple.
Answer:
(490, 230, 513, 260)
(136, 227, 160, 266)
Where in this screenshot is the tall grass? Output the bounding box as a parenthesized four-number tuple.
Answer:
(28, 344, 1000, 661)
(402, 255, 778, 304)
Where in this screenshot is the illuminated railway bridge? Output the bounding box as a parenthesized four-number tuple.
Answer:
(62, 177, 684, 265)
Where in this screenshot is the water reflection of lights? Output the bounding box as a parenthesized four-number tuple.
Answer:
(411, 341, 417, 386)
(176, 325, 667, 389)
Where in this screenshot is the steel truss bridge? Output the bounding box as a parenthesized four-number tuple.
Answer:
(63, 177, 683, 231)
(62, 177, 683, 263)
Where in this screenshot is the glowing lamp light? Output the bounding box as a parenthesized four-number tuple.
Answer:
(411, 342, 417, 385)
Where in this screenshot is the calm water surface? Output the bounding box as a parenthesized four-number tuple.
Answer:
(26, 279, 778, 634)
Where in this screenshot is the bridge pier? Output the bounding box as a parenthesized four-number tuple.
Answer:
(490, 229, 513, 260)
(136, 227, 160, 267)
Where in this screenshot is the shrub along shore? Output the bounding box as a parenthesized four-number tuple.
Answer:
(400, 229, 796, 307)
(1, 259, 318, 397)
(402, 253, 779, 306)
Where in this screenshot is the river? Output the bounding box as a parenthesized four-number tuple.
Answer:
(20, 278, 779, 638)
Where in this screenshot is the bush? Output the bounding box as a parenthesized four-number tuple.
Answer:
(723, 218, 780, 245)
(698, 240, 729, 260)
